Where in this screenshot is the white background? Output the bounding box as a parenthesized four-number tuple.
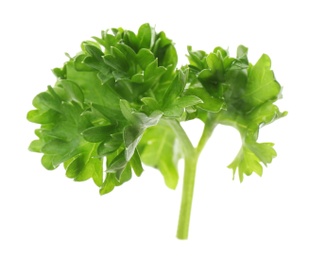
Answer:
(1, 0, 308, 259)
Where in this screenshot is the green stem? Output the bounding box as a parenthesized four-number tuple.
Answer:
(168, 117, 216, 239)
(196, 119, 217, 156)
(176, 154, 198, 239)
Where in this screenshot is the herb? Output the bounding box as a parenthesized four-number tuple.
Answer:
(27, 23, 286, 239)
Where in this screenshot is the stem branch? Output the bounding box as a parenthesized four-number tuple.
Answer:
(162, 117, 216, 239)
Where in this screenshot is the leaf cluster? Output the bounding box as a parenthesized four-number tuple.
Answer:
(186, 45, 287, 180)
(27, 23, 286, 194)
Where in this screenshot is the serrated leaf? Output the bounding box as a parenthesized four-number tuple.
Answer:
(144, 59, 167, 83)
(206, 53, 224, 79)
(95, 31, 117, 53)
(247, 142, 277, 165)
(110, 46, 129, 72)
(52, 67, 66, 78)
(33, 90, 62, 112)
(65, 60, 105, 106)
(247, 101, 283, 128)
(103, 54, 126, 72)
(74, 54, 94, 72)
(228, 136, 278, 182)
(65, 149, 103, 186)
(244, 54, 281, 107)
(84, 44, 103, 60)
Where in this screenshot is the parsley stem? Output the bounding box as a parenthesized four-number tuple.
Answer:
(196, 117, 216, 156)
(176, 118, 215, 239)
(163, 118, 216, 239)
(176, 154, 198, 239)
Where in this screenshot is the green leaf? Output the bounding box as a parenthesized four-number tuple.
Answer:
(107, 151, 127, 178)
(206, 53, 224, 80)
(115, 43, 137, 74)
(173, 95, 203, 108)
(187, 46, 207, 69)
(123, 30, 139, 52)
(28, 140, 42, 153)
(237, 45, 249, 64)
(124, 125, 144, 160)
(137, 48, 155, 70)
(137, 23, 153, 49)
(244, 54, 281, 108)
(130, 149, 143, 177)
(123, 110, 162, 160)
(58, 80, 84, 103)
(41, 139, 71, 155)
(139, 123, 182, 189)
(141, 97, 160, 111)
(144, 59, 167, 84)
(52, 67, 66, 78)
(163, 69, 188, 106)
(110, 46, 130, 71)
(185, 88, 225, 113)
(33, 89, 62, 112)
(103, 54, 125, 72)
(41, 155, 56, 170)
(228, 141, 276, 182)
(99, 173, 116, 195)
(27, 109, 59, 124)
(65, 149, 103, 186)
(94, 31, 117, 54)
(81, 125, 115, 143)
(65, 59, 106, 106)
(247, 101, 284, 128)
(160, 44, 178, 69)
(83, 43, 103, 60)
(74, 54, 94, 71)
(131, 73, 144, 83)
(119, 99, 135, 122)
(97, 133, 123, 156)
(248, 142, 277, 165)
(163, 95, 202, 118)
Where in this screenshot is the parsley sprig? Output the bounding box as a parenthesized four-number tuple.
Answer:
(27, 23, 286, 239)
